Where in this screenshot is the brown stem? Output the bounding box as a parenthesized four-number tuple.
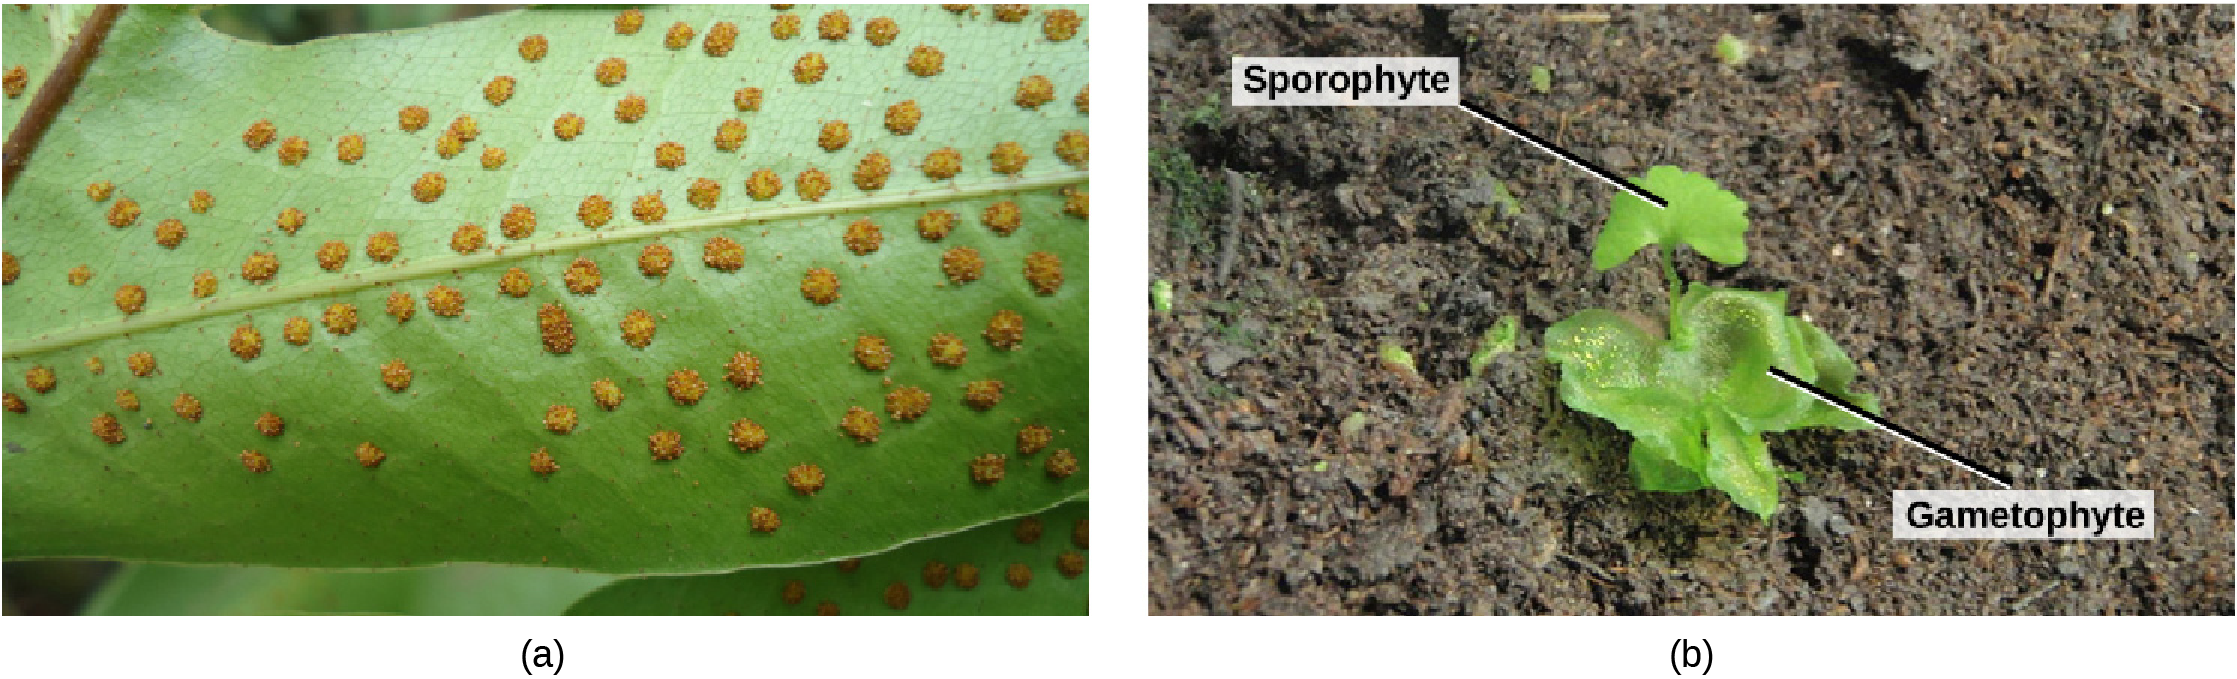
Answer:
(2, 4, 125, 197)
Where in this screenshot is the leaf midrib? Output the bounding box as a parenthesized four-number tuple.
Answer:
(1, 171, 1087, 359)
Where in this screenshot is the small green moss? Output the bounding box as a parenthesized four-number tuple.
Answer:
(1715, 34, 1750, 67)
(1528, 65, 1552, 94)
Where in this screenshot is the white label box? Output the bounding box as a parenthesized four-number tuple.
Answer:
(1893, 490, 2155, 539)
(1231, 57, 1460, 106)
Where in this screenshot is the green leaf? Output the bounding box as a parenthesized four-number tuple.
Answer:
(1714, 34, 1751, 67)
(3, 6, 1089, 573)
(1549, 288, 1877, 519)
(1591, 166, 1750, 270)
(567, 500, 1086, 615)
(83, 562, 613, 615)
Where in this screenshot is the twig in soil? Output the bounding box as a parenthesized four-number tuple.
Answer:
(2, 4, 125, 197)
(1556, 552, 1619, 584)
(1813, 173, 1862, 235)
(1216, 169, 1248, 288)
(1550, 12, 1612, 23)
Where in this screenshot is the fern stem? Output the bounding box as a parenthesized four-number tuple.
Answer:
(1, 4, 124, 196)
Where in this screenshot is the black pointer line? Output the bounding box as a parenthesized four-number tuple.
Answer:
(1455, 99, 1667, 208)
(1765, 366, 2014, 488)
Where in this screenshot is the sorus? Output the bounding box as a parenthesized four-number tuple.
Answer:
(650, 242, 684, 275)
(771, 14, 801, 40)
(964, 380, 1005, 410)
(1018, 424, 1053, 455)
(620, 309, 657, 348)
(276, 136, 309, 165)
(989, 141, 1030, 175)
(436, 132, 464, 159)
(839, 406, 881, 442)
(723, 351, 763, 389)
(984, 309, 1025, 350)
(922, 148, 960, 180)
(729, 418, 769, 451)
(500, 268, 532, 297)
(854, 335, 893, 371)
(703, 237, 744, 271)
(982, 201, 1022, 235)
(595, 57, 627, 86)
(818, 120, 850, 152)
(941, 247, 983, 284)
(241, 450, 272, 473)
(451, 222, 486, 253)
(317, 240, 349, 271)
(745, 170, 783, 200)
(865, 17, 898, 46)
(365, 231, 400, 262)
(155, 219, 185, 248)
(230, 324, 263, 361)
(704, 21, 739, 56)
(554, 112, 585, 140)
(787, 464, 825, 495)
(632, 193, 666, 223)
(243, 119, 277, 150)
(649, 429, 684, 461)
(426, 285, 464, 316)
(750, 507, 780, 533)
(714, 119, 747, 152)
(544, 404, 577, 433)
(189, 189, 215, 214)
(1075, 85, 1090, 114)
(578, 195, 613, 228)
(614, 9, 643, 34)
(448, 115, 480, 141)
(616, 94, 647, 123)
(283, 316, 311, 345)
(23, 366, 55, 393)
(667, 369, 707, 405)
(689, 178, 722, 210)
(255, 411, 285, 437)
(127, 352, 157, 377)
(385, 291, 414, 322)
(1055, 129, 1088, 168)
(190, 270, 216, 297)
(518, 34, 548, 62)
(1015, 75, 1054, 109)
(1057, 551, 1086, 578)
(884, 100, 921, 135)
(356, 442, 386, 468)
(107, 197, 140, 227)
(500, 204, 536, 239)
(922, 561, 950, 589)
(1005, 563, 1033, 589)
(591, 378, 624, 410)
(242, 251, 279, 283)
(115, 284, 146, 314)
(793, 52, 827, 83)
(399, 105, 429, 131)
(883, 582, 910, 611)
(323, 303, 359, 335)
(1016, 517, 1044, 544)
(87, 181, 114, 202)
(337, 134, 365, 164)
(480, 146, 507, 170)
(795, 168, 830, 201)
(842, 219, 882, 255)
(413, 172, 446, 202)
(485, 76, 516, 106)
(885, 386, 930, 421)
(538, 303, 576, 354)
(69, 264, 92, 285)
(116, 389, 139, 411)
(970, 453, 1006, 484)
(917, 209, 956, 240)
(906, 46, 944, 77)
(530, 448, 559, 475)
(173, 393, 202, 421)
(853, 152, 892, 191)
(1025, 251, 1064, 295)
(1046, 449, 1079, 479)
(1044, 9, 1083, 41)
(817, 10, 849, 40)
(663, 21, 694, 50)
(800, 267, 840, 305)
(994, 5, 1031, 22)
(734, 87, 763, 112)
(927, 333, 968, 368)
(564, 258, 603, 294)
(380, 359, 412, 391)
(654, 141, 686, 169)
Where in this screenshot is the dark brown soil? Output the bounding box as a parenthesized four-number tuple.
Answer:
(1148, 4, 2233, 615)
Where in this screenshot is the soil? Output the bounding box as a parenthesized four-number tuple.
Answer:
(1147, 4, 2233, 615)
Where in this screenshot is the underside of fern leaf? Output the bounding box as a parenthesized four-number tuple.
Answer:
(1, 5, 1090, 574)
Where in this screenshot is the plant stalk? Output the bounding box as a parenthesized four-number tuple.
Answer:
(1, 4, 124, 197)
